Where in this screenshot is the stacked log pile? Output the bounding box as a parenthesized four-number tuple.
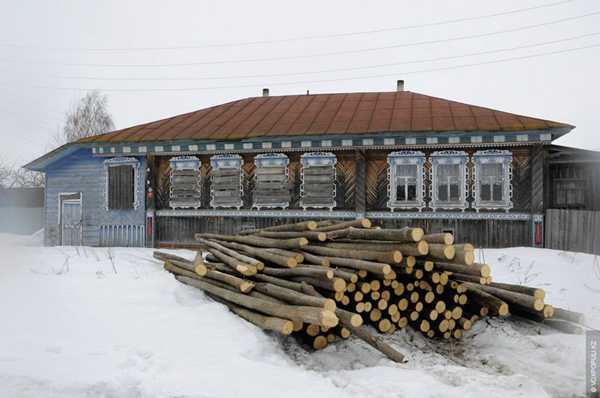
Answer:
(154, 219, 584, 363)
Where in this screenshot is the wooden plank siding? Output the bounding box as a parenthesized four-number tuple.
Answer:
(545, 209, 600, 255)
(44, 148, 146, 246)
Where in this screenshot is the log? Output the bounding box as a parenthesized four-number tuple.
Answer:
(196, 233, 308, 250)
(433, 261, 491, 277)
(197, 238, 264, 270)
(427, 244, 455, 260)
(297, 251, 330, 267)
(262, 266, 334, 280)
(303, 245, 402, 264)
(462, 285, 510, 316)
(553, 307, 585, 324)
(176, 276, 338, 328)
(314, 218, 371, 232)
(463, 282, 544, 311)
(252, 274, 320, 297)
(542, 318, 584, 334)
(423, 233, 454, 245)
(164, 261, 200, 280)
(240, 220, 318, 234)
(450, 273, 488, 285)
(476, 280, 545, 300)
(154, 251, 208, 277)
(211, 240, 297, 268)
(221, 300, 293, 335)
(322, 256, 392, 277)
(255, 230, 327, 242)
(452, 246, 475, 265)
(339, 321, 405, 363)
(205, 268, 255, 293)
(290, 276, 347, 292)
(265, 248, 304, 263)
(204, 246, 257, 276)
(341, 226, 424, 242)
(252, 282, 336, 311)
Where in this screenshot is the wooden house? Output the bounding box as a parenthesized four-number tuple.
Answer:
(26, 83, 598, 249)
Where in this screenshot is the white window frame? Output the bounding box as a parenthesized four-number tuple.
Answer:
(209, 154, 243, 209)
(387, 151, 426, 212)
(169, 156, 202, 209)
(253, 153, 290, 210)
(103, 157, 140, 211)
(429, 150, 469, 211)
(473, 149, 513, 212)
(300, 152, 337, 211)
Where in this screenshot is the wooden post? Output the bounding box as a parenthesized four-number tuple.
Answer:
(355, 150, 367, 215)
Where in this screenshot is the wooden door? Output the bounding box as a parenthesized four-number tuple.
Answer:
(60, 194, 82, 246)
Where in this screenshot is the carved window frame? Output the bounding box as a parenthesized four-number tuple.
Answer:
(169, 156, 202, 209)
(209, 154, 243, 209)
(387, 151, 426, 212)
(103, 157, 141, 211)
(429, 150, 469, 211)
(300, 152, 337, 211)
(473, 149, 513, 212)
(253, 153, 290, 210)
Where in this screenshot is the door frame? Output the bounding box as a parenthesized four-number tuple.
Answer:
(58, 192, 82, 245)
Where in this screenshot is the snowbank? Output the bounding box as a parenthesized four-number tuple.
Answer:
(1, 234, 597, 397)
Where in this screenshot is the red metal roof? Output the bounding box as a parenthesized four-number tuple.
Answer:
(78, 91, 572, 144)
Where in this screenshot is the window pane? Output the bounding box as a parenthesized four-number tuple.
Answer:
(481, 163, 502, 178)
(108, 165, 134, 210)
(407, 183, 417, 201)
(481, 184, 491, 201)
(397, 164, 417, 177)
(492, 183, 503, 201)
(438, 184, 448, 201)
(449, 182, 460, 201)
(396, 184, 406, 201)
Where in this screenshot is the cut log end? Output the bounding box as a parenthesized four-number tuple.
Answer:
(240, 281, 254, 293)
(323, 299, 337, 312)
(312, 335, 328, 350)
(317, 232, 327, 241)
(306, 221, 318, 231)
(321, 310, 339, 328)
(360, 218, 372, 228)
(411, 228, 425, 242)
(194, 264, 208, 277)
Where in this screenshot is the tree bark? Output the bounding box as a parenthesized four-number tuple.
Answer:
(262, 266, 334, 280)
(423, 233, 454, 245)
(210, 239, 297, 268)
(197, 238, 264, 270)
(255, 231, 327, 241)
(328, 226, 424, 242)
(196, 233, 308, 249)
(204, 246, 257, 276)
(240, 220, 318, 235)
(462, 281, 543, 311)
(176, 275, 338, 328)
(252, 282, 336, 311)
(303, 245, 402, 264)
(313, 218, 372, 232)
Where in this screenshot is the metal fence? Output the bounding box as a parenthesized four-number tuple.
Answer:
(545, 209, 600, 255)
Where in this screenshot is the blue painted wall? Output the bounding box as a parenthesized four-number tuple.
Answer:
(44, 148, 146, 246)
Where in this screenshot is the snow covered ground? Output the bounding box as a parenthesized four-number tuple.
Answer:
(1, 233, 598, 398)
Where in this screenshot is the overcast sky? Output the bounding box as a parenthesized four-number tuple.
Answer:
(0, 0, 599, 165)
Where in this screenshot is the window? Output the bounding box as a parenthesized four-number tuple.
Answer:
(169, 156, 202, 209)
(429, 151, 468, 211)
(553, 180, 585, 208)
(473, 150, 513, 212)
(387, 151, 425, 211)
(253, 153, 290, 209)
(104, 157, 139, 211)
(210, 154, 243, 209)
(300, 152, 336, 210)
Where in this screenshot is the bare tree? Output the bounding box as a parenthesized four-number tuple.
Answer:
(59, 90, 115, 144)
(0, 157, 44, 188)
